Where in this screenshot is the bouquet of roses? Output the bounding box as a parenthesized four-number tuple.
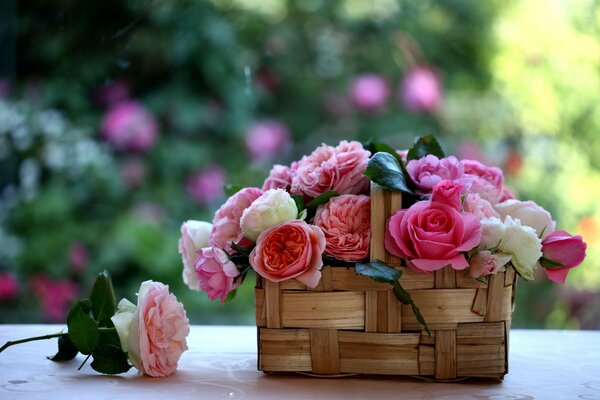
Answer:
(0, 272, 190, 378)
(179, 135, 587, 329)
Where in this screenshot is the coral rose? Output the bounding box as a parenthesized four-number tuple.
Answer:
(541, 230, 587, 284)
(250, 220, 326, 288)
(314, 194, 370, 262)
(209, 187, 263, 252)
(385, 200, 481, 273)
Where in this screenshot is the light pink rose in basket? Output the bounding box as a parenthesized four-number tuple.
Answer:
(112, 281, 190, 378)
(463, 193, 500, 220)
(495, 199, 555, 240)
(209, 187, 263, 252)
(406, 155, 468, 195)
(333, 140, 371, 195)
(250, 220, 326, 288)
(461, 160, 504, 204)
(195, 246, 241, 302)
(178, 220, 213, 291)
(262, 163, 296, 191)
(385, 200, 481, 273)
(468, 250, 512, 279)
(314, 194, 371, 262)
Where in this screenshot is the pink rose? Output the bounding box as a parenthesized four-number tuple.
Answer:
(350, 74, 390, 111)
(396, 149, 408, 165)
(406, 155, 468, 195)
(463, 193, 500, 220)
(291, 141, 370, 199)
(385, 200, 481, 273)
(541, 230, 587, 284)
(245, 120, 291, 162)
(101, 101, 157, 152)
(0, 272, 18, 302)
(314, 194, 370, 262)
(399, 67, 442, 113)
(495, 199, 555, 239)
(431, 180, 461, 210)
(250, 220, 326, 288)
(209, 187, 263, 252)
(462, 160, 504, 204)
(468, 250, 512, 279)
(499, 187, 515, 203)
(195, 246, 241, 302)
(179, 220, 213, 291)
(186, 166, 227, 205)
(125, 281, 189, 377)
(262, 163, 296, 191)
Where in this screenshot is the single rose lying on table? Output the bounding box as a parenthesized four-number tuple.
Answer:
(0, 272, 189, 377)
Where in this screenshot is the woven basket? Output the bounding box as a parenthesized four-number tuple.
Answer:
(255, 184, 517, 380)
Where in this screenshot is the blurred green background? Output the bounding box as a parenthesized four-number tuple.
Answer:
(0, 0, 598, 328)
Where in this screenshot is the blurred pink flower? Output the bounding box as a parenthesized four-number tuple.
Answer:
(69, 242, 88, 275)
(245, 120, 291, 162)
(323, 93, 353, 117)
(456, 141, 486, 163)
(0, 79, 11, 98)
(0, 272, 18, 302)
(186, 166, 227, 205)
(30, 276, 79, 323)
(101, 101, 158, 152)
(120, 158, 147, 188)
(350, 74, 390, 111)
(95, 80, 131, 107)
(400, 67, 442, 113)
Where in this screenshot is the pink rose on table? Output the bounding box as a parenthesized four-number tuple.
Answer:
(112, 281, 189, 378)
(314, 194, 370, 262)
(462, 160, 504, 204)
(262, 163, 296, 191)
(385, 200, 481, 273)
(406, 155, 468, 195)
(250, 220, 326, 288)
(495, 199, 555, 239)
(431, 180, 461, 210)
(463, 193, 500, 220)
(195, 246, 241, 302)
(468, 250, 512, 279)
(178, 220, 213, 291)
(541, 230, 587, 284)
(209, 187, 263, 252)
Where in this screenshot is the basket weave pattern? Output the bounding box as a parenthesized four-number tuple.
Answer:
(255, 185, 517, 379)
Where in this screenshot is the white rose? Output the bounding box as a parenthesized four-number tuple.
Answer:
(497, 216, 542, 280)
(110, 298, 137, 352)
(495, 199, 555, 239)
(178, 220, 213, 290)
(240, 188, 298, 241)
(479, 217, 506, 250)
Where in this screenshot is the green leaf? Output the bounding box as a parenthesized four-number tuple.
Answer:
(392, 281, 430, 335)
(225, 289, 237, 303)
(307, 191, 339, 212)
(67, 300, 100, 355)
(355, 260, 401, 284)
(364, 152, 414, 194)
(230, 242, 251, 256)
(406, 135, 445, 161)
(91, 344, 131, 375)
(90, 271, 116, 324)
(224, 184, 245, 197)
(540, 257, 565, 269)
(364, 141, 404, 163)
(48, 334, 78, 362)
(291, 195, 306, 213)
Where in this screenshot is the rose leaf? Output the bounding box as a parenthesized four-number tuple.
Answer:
(364, 152, 413, 194)
(406, 134, 445, 161)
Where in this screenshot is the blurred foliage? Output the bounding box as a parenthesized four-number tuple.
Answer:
(0, 0, 598, 328)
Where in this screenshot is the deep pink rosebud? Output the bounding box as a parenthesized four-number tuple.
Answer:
(350, 74, 390, 111)
(431, 180, 462, 210)
(542, 230, 587, 284)
(186, 166, 227, 205)
(400, 67, 442, 113)
(101, 101, 158, 152)
(0, 272, 18, 302)
(245, 120, 291, 162)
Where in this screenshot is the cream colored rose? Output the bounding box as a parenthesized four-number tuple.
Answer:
(479, 218, 506, 249)
(495, 199, 555, 239)
(498, 216, 542, 280)
(178, 220, 213, 291)
(240, 189, 298, 241)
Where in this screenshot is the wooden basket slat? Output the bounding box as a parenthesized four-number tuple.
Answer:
(280, 291, 365, 329)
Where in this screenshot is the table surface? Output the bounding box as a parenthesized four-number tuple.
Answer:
(0, 325, 599, 400)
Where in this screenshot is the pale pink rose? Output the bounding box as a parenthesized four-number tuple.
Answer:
(262, 163, 295, 191)
(179, 220, 213, 291)
(195, 247, 241, 302)
(400, 67, 442, 113)
(350, 74, 390, 111)
(332, 140, 371, 195)
(431, 180, 461, 210)
(186, 166, 227, 205)
(245, 120, 291, 162)
(495, 199, 555, 239)
(101, 101, 157, 152)
(0, 272, 18, 302)
(406, 155, 468, 195)
(468, 250, 512, 278)
(314, 194, 370, 262)
(250, 220, 326, 288)
(462, 160, 504, 204)
(385, 200, 481, 273)
(68, 242, 88, 274)
(127, 281, 189, 377)
(542, 230, 587, 284)
(30, 276, 79, 323)
(463, 193, 500, 220)
(209, 187, 263, 252)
